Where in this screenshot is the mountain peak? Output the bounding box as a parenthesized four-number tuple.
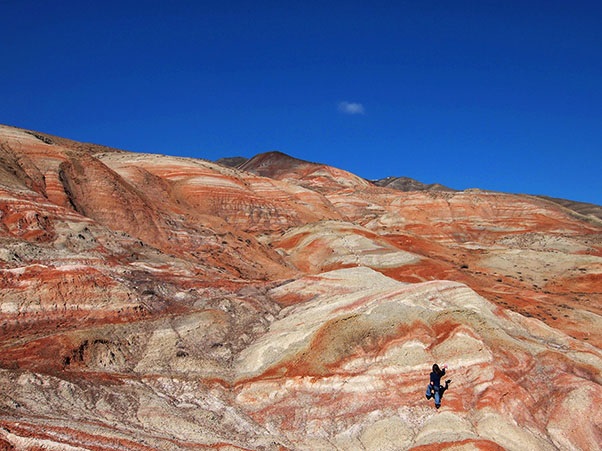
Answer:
(238, 150, 314, 174)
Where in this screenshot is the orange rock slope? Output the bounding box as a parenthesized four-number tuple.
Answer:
(0, 124, 600, 450)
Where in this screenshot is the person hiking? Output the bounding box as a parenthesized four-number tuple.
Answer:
(425, 363, 451, 409)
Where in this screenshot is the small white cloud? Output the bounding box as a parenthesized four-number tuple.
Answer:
(338, 101, 365, 115)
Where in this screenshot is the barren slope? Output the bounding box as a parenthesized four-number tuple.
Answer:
(0, 125, 600, 450)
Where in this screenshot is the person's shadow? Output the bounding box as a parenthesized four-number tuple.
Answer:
(440, 379, 452, 398)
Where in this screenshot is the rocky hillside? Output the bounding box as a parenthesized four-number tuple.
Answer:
(0, 124, 601, 450)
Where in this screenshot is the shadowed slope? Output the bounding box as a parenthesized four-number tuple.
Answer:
(373, 175, 455, 192)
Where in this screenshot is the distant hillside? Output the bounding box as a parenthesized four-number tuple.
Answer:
(535, 195, 602, 223)
(372, 175, 455, 192)
(217, 157, 602, 222)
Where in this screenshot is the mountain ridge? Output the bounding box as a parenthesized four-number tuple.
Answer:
(5, 123, 599, 208)
(217, 151, 602, 219)
(1, 124, 601, 450)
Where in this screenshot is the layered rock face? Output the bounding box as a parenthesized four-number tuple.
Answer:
(0, 124, 600, 450)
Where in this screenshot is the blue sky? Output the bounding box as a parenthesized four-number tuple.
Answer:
(2, 1, 601, 205)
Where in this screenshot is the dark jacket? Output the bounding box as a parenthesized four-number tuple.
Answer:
(430, 368, 446, 389)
